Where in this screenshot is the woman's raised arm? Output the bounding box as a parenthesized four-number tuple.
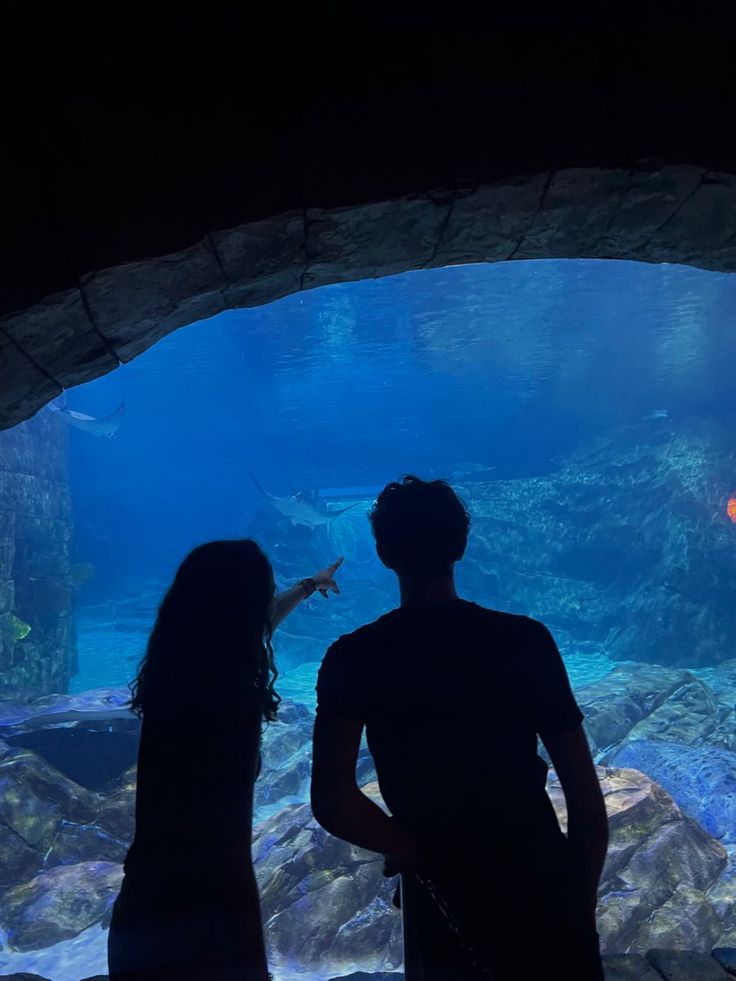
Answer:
(270, 556, 343, 628)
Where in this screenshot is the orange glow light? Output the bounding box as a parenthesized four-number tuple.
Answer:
(729, 497, 736, 524)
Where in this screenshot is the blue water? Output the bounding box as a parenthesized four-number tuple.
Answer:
(67, 258, 736, 693)
(4, 257, 736, 979)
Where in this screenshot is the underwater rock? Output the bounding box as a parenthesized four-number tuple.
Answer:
(0, 412, 75, 698)
(624, 677, 728, 749)
(0, 727, 732, 967)
(256, 701, 374, 812)
(254, 783, 402, 975)
(646, 948, 733, 980)
(464, 418, 736, 668)
(255, 699, 313, 807)
(45, 819, 127, 867)
(0, 743, 100, 889)
(256, 753, 311, 808)
(0, 974, 55, 980)
(0, 687, 140, 791)
(0, 861, 122, 951)
(261, 699, 312, 765)
(327, 975, 403, 980)
(255, 699, 350, 813)
(23, 577, 72, 617)
(706, 848, 736, 952)
(548, 767, 727, 954)
(0, 738, 130, 894)
(576, 661, 736, 757)
(0, 742, 98, 825)
(0, 739, 730, 972)
(600, 954, 664, 980)
(635, 883, 725, 954)
(253, 767, 728, 970)
(5, 728, 139, 792)
(705, 853, 736, 948)
(608, 741, 736, 845)
(712, 947, 736, 975)
(0, 580, 14, 617)
(0, 830, 47, 904)
(0, 701, 32, 727)
(95, 766, 137, 844)
(575, 663, 691, 754)
(256, 702, 375, 815)
(698, 659, 736, 700)
(0, 696, 325, 881)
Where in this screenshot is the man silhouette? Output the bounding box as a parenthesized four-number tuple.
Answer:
(311, 476, 607, 980)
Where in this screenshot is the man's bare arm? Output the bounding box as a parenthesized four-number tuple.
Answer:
(542, 724, 609, 915)
(311, 714, 417, 862)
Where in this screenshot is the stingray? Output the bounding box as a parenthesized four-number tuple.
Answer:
(48, 395, 125, 437)
(252, 475, 360, 529)
(449, 462, 497, 481)
(0, 687, 136, 729)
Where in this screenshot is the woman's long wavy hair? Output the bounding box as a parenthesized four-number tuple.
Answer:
(129, 539, 281, 722)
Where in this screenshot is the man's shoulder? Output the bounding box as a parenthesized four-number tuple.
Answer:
(327, 608, 402, 655)
(463, 602, 540, 634)
(328, 603, 543, 652)
(316, 612, 401, 698)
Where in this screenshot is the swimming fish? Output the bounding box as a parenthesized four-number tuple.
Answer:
(15, 705, 137, 727)
(0, 688, 137, 729)
(70, 562, 96, 588)
(49, 396, 125, 437)
(728, 497, 736, 525)
(251, 476, 360, 529)
(449, 463, 497, 481)
(642, 409, 669, 421)
(10, 615, 32, 641)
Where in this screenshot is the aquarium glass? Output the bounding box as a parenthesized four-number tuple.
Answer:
(1, 258, 735, 979)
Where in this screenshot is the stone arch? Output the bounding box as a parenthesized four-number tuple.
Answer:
(4, 164, 736, 431)
(2, 19, 735, 429)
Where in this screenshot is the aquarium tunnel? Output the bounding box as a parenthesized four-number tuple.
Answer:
(4, 15, 736, 976)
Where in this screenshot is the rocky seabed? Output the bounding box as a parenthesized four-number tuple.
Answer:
(2, 660, 736, 978)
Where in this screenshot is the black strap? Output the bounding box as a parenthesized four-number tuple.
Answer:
(406, 871, 497, 979)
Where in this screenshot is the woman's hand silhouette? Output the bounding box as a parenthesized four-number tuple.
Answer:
(310, 556, 344, 597)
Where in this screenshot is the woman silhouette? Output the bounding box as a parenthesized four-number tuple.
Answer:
(108, 540, 342, 981)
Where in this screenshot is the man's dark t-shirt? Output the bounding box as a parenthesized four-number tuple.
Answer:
(316, 599, 584, 874)
(316, 599, 601, 978)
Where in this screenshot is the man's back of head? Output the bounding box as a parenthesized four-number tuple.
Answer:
(369, 475, 471, 581)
